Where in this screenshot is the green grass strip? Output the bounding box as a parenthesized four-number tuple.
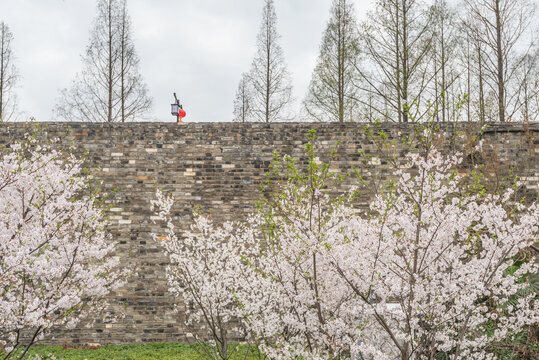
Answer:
(14, 343, 262, 360)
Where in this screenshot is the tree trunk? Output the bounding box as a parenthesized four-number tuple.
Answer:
(434, 43, 439, 122)
(478, 44, 486, 123)
(265, 3, 271, 124)
(121, 2, 126, 123)
(495, 0, 505, 122)
(402, 0, 409, 123)
(441, 18, 446, 123)
(395, 1, 402, 123)
(0, 26, 5, 120)
(338, 7, 344, 123)
(466, 34, 471, 122)
(107, 0, 113, 123)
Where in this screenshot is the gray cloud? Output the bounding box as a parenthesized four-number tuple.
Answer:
(1, 0, 375, 122)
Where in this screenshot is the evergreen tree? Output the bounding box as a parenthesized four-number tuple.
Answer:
(358, 0, 434, 123)
(304, 0, 361, 122)
(55, 0, 152, 122)
(248, 0, 294, 123)
(0, 22, 18, 121)
(233, 72, 253, 122)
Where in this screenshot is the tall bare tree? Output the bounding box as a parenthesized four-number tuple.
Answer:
(248, 0, 294, 123)
(233, 72, 253, 122)
(429, 0, 461, 122)
(357, 0, 434, 123)
(0, 22, 18, 122)
(459, 14, 492, 123)
(512, 48, 538, 122)
(303, 0, 361, 122)
(55, 0, 151, 122)
(463, 0, 537, 122)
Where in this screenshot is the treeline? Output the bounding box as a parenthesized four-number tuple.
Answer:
(1, 0, 537, 123)
(234, 0, 538, 123)
(0, 0, 152, 123)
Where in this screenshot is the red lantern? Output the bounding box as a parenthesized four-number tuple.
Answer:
(179, 109, 186, 118)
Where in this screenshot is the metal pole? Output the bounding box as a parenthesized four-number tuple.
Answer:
(173, 93, 182, 123)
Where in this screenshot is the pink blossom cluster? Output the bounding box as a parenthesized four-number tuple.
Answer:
(151, 191, 261, 358)
(333, 149, 538, 359)
(0, 139, 127, 359)
(153, 148, 538, 360)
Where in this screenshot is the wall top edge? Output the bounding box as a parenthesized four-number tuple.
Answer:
(2, 121, 538, 129)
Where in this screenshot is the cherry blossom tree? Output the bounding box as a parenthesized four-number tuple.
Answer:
(332, 146, 538, 359)
(150, 196, 258, 360)
(153, 130, 538, 359)
(0, 138, 127, 359)
(231, 135, 365, 360)
(152, 131, 362, 359)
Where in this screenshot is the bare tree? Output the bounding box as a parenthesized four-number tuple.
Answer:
(459, 15, 491, 123)
(55, 0, 151, 122)
(461, 22, 474, 122)
(429, 0, 461, 122)
(248, 0, 294, 123)
(463, 0, 537, 122)
(116, 0, 151, 122)
(303, 0, 361, 122)
(512, 48, 539, 122)
(357, 0, 434, 123)
(0, 22, 18, 122)
(233, 72, 253, 122)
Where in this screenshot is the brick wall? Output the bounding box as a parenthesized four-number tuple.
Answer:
(1, 122, 537, 345)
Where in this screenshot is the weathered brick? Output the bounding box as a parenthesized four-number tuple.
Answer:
(0, 121, 536, 345)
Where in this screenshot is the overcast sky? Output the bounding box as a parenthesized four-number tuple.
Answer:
(1, 0, 379, 122)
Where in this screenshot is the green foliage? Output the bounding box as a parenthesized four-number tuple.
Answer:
(256, 129, 357, 241)
(303, 0, 361, 123)
(260, 129, 346, 194)
(360, 120, 539, 360)
(11, 343, 261, 360)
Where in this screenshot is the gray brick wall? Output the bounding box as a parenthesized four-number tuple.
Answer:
(1, 122, 537, 345)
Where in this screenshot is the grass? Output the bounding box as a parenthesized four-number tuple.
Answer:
(8, 337, 538, 359)
(16, 343, 262, 360)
